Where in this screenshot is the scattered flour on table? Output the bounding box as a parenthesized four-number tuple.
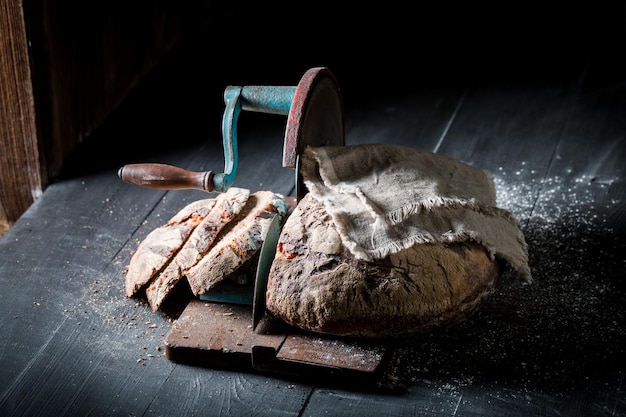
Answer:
(493, 163, 620, 230)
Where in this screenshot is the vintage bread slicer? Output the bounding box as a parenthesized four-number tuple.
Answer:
(119, 66, 344, 201)
(119, 67, 392, 382)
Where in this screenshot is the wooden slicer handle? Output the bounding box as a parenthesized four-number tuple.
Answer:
(118, 163, 215, 192)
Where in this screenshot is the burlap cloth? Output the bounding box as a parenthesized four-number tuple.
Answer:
(301, 143, 532, 282)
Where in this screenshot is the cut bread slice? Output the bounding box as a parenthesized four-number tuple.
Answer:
(186, 190, 289, 296)
(144, 187, 250, 310)
(125, 198, 216, 298)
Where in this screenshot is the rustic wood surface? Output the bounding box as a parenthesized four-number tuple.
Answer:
(0, 0, 41, 233)
(1, 6, 625, 416)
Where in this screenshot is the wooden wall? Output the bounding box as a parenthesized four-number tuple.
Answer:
(0, 0, 40, 236)
(0, 0, 210, 236)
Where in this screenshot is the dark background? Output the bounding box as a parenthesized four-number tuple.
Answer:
(61, 2, 626, 177)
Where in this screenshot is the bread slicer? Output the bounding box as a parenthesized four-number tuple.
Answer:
(119, 67, 392, 383)
(118, 66, 344, 201)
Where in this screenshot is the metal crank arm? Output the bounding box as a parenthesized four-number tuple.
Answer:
(118, 86, 244, 193)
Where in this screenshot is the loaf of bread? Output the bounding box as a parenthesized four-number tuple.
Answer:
(265, 193, 502, 338)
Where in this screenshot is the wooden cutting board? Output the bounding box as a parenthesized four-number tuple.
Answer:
(165, 299, 393, 383)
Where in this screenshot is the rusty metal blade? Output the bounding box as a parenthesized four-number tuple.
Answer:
(252, 214, 281, 331)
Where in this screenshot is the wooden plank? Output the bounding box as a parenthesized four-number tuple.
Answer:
(0, 0, 42, 233)
(456, 383, 626, 417)
(165, 300, 287, 369)
(304, 383, 463, 416)
(144, 367, 313, 417)
(434, 82, 577, 225)
(304, 382, 616, 417)
(164, 300, 390, 383)
(531, 65, 626, 233)
(344, 86, 467, 152)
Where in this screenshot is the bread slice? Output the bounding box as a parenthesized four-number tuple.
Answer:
(186, 190, 289, 296)
(125, 198, 216, 297)
(144, 187, 250, 310)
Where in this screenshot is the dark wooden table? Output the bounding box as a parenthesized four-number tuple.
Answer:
(2, 7, 625, 416)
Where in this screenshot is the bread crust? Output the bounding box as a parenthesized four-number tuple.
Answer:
(265, 194, 501, 338)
